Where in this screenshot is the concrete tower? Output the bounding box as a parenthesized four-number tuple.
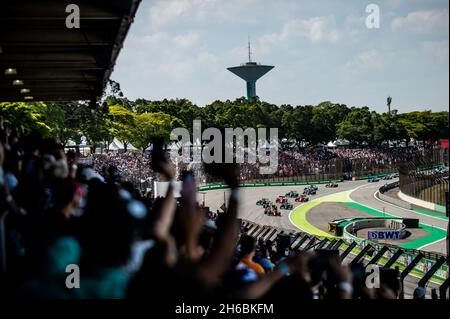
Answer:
(227, 41, 274, 101)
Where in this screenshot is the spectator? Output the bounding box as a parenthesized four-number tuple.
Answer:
(0, 124, 444, 301)
(238, 235, 265, 275)
(413, 287, 427, 299)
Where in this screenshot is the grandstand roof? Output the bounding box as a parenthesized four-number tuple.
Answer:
(0, 0, 141, 102)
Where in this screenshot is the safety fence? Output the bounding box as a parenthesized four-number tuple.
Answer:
(400, 164, 448, 207)
(198, 171, 400, 192)
(202, 147, 446, 184)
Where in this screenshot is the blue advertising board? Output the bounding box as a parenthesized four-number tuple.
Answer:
(367, 230, 402, 240)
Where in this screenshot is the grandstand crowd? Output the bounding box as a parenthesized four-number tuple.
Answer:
(0, 124, 438, 299)
(81, 145, 429, 186)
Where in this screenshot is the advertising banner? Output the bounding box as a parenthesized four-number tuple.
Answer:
(198, 179, 343, 191)
(368, 230, 403, 240)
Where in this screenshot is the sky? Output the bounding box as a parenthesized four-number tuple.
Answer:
(111, 0, 449, 113)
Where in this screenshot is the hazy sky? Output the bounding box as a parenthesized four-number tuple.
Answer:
(111, 0, 449, 113)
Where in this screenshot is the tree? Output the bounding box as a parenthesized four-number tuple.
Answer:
(45, 102, 85, 146)
(3, 96, 446, 152)
(399, 111, 432, 145)
(134, 98, 202, 132)
(311, 102, 350, 145)
(131, 112, 183, 152)
(107, 105, 136, 152)
(429, 111, 449, 141)
(0, 102, 51, 136)
(80, 105, 113, 153)
(337, 107, 373, 145)
(281, 105, 315, 147)
(399, 111, 449, 145)
(372, 110, 408, 145)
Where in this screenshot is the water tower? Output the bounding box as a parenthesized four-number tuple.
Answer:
(227, 41, 274, 101)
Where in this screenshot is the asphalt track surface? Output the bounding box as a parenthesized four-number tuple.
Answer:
(307, 202, 430, 246)
(349, 180, 448, 254)
(201, 179, 448, 254)
(201, 180, 369, 232)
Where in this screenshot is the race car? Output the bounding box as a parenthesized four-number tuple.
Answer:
(382, 175, 393, 180)
(263, 201, 273, 208)
(256, 198, 269, 206)
(305, 185, 318, 191)
(285, 191, 299, 198)
(279, 202, 293, 210)
(276, 195, 286, 203)
(368, 176, 380, 182)
(303, 187, 317, 195)
(295, 195, 310, 202)
(379, 184, 390, 193)
(265, 206, 281, 216)
(325, 182, 338, 188)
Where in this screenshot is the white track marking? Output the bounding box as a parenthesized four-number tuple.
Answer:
(349, 183, 447, 252)
(349, 183, 447, 230)
(417, 238, 447, 251)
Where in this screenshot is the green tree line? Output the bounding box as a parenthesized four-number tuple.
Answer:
(1, 98, 448, 151)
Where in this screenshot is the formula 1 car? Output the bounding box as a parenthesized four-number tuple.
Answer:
(368, 177, 380, 182)
(276, 195, 286, 203)
(306, 185, 318, 191)
(325, 182, 338, 188)
(285, 191, 299, 198)
(264, 206, 281, 216)
(303, 187, 317, 195)
(263, 201, 273, 208)
(256, 198, 269, 206)
(279, 202, 293, 210)
(295, 195, 310, 202)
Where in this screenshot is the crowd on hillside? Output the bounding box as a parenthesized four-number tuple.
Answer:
(89, 153, 156, 186)
(80, 146, 431, 187)
(1, 121, 438, 300)
(330, 147, 427, 168)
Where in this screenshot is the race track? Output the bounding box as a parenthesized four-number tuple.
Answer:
(349, 181, 448, 254)
(201, 179, 448, 254)
(201, 180, 369, 232)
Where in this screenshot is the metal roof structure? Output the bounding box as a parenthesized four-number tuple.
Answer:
(0, 0, 141, 102)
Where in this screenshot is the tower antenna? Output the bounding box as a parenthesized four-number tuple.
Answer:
(248, 37, 252, 63)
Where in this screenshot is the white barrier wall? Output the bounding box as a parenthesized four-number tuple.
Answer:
(398, 191, 435, 210)
(154, 181, 183, 198)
